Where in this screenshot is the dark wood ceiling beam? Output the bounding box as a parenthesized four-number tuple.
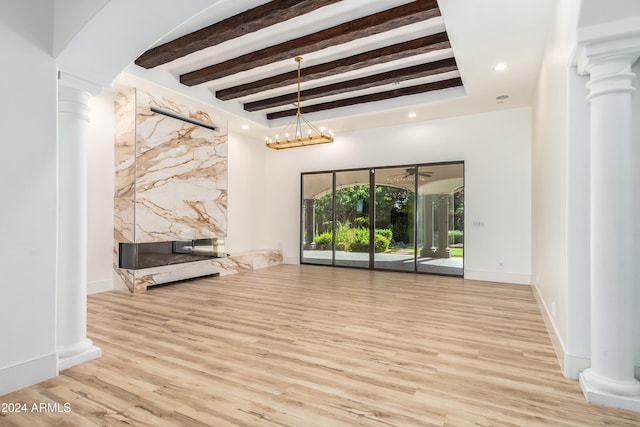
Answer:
(135, 0, 342, 69)
(216, 33, 450, 101)
(266, 77, 463, 120)
(181, 0, 441, 86)
(244, 58, 458, 112)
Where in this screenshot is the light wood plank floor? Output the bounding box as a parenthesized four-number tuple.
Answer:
(2, 264, 638, 426)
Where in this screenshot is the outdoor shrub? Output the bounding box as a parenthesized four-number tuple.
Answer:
(390, 223, 409, 243)
(314, 232, 332, 248)
(448, 230, 464, 244)
(354, 216, 368, 228)
(376, 228, 393, 241)
(326, 224, 393, 253)
(335, 223, 353, 251)
(374, 234, 391, 252)
(350, 228, 370, 252)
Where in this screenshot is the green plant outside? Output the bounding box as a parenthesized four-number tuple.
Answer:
(448, 230, 464, 244)
(315, 226, 463, 257)
(313, 231, 332, 249)
(449, 247, 464, 258)
(314, 223, 392, 253)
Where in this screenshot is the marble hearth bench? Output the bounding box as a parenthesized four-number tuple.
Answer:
(114, 249, 283, 293)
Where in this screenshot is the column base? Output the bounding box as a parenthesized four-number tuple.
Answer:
(420, 247, 451, 258)
(57, 338, 102, 371)
(432, 249, 451, 259)
(580, 369, 640, 413)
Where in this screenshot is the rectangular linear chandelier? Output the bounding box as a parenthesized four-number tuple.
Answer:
(265, 57, 334, 149)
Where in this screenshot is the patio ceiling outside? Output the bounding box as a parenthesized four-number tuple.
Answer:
(303, 163, 463, 199)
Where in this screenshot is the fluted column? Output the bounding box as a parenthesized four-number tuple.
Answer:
(57, 72, 102, 370)
(576, 30, 640, 412)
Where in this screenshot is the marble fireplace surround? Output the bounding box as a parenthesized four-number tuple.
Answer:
(113, 87, 281, 292)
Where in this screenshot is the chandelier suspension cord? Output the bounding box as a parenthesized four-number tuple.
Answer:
(296, 56, 302, 116)
(295, 56, 303, 138)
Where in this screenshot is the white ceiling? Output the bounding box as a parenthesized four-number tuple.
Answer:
(119, 0, 558, 139)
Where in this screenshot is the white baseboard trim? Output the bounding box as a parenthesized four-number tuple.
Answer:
(532, 284, 570, 376)
(531, 284, 638, 380)
(464, 269, 531, 285)
(88, 278, 113, 295)
(0, 353, 57, 397)
(58, 346, 102, 371)
(564, 354, 591, 380)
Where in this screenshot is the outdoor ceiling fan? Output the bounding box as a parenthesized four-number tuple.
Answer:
(389, 168, 433, 179)
(385, 168, 434, 186)
(405, 168, 433, 178)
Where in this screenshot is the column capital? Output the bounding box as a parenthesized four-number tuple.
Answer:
(58, 83, 92, 123)
(575, 17, 640, 76)
(58, 71, 103, 96)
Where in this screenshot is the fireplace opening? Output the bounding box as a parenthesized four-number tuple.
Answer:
(119, 238, 226, 270)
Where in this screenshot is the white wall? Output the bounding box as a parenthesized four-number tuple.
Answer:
(531, 0, 583, 378)
(564, 67, 591, 377)
(226, 132, 269, 254)
(87, 90, 115, 294)
(531, 28, 570, 373)
(261, 107, 533, 284)
(633, 59, 640, 374)
(53, 0, 109, 57)
(0, 0, 59, 395)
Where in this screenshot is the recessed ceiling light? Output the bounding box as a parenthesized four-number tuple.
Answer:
(494, 63, 508, 71)
(241, 124, 249, 130)
(408, 112, 417, 118)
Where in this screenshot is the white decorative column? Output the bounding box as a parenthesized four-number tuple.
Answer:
(434, 194, 452, 258)
(420, 195, 434, 257)
(57, 72, 102, 370)
(576, 23, 640, 412)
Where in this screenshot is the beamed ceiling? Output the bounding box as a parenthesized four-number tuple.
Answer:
(134, 0, 462, 122)
(124, 0, 557, 134)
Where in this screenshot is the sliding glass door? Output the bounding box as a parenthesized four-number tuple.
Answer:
(301, 162, 463, 277)
(334, 169, 371, 268)
(374, 167, 416, 272)
(301, 172, 333, 265)
(416, 163, 464, 275)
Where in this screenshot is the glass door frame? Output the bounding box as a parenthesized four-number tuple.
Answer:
(300, 161, 464, 277)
